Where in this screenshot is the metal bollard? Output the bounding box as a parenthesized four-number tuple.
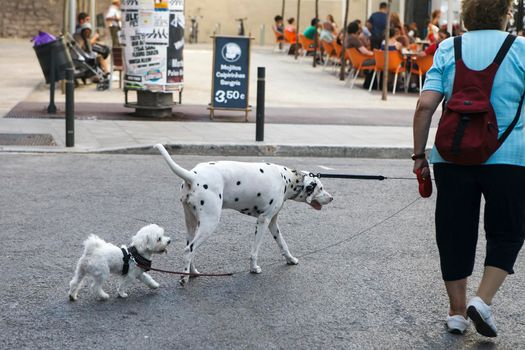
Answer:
(47, 53, 57, 114)
(256, 67, 265, 142)
(65, 68, 75, 147)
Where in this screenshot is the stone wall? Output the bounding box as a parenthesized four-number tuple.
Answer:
(0, 0, 64, 38)
(0, 0, 112, 38)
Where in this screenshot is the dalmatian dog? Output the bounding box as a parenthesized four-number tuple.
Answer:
(154, 144, 333, 285)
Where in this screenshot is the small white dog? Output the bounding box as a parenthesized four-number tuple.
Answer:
(68, 224, 171, 301)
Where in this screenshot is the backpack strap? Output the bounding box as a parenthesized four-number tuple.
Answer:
(493, 34, 517, 66)
(453, 36, 462, 61)
(453, 34, 517, 65)
(499, 91, 525, 145)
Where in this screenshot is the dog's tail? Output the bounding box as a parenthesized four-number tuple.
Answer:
(154, 144, 196, 183)
(82, 234, 106, 254)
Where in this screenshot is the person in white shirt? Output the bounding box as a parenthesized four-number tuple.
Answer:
(106, 0, 121, 46)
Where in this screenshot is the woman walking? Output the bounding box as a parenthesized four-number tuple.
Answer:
(412, 0, 525, 337)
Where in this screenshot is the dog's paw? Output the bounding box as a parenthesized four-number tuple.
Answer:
(149, 281, 160, 289)
(118, 292, 129, 298)
(98, 292, 110, 301)
(286, 256, 299, 265)
(69, 294, 77, 302)
(250, 266, 262, 274)
(179, 276, 189, 287)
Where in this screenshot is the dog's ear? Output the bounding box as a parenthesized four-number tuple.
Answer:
(305, 182, 317, 203)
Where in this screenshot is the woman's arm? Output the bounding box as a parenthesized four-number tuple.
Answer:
(413, 90, 444, 176)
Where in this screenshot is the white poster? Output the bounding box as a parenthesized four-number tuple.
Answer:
(121, 0, 184, 92)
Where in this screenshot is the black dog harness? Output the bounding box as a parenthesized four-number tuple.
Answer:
(121, 246, 152, 275)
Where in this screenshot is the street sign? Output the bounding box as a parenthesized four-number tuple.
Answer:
(209, 36, 252, 121)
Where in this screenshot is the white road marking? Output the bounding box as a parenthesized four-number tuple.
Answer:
(318, 165, 335, 170)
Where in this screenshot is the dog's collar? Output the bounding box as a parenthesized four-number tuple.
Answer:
(121, 246, 152, 275)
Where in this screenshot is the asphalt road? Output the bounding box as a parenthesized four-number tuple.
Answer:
(1, 154, 524, 349)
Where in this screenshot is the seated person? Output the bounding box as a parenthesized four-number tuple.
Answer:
(285, 17, 296, 34)
(76, 12, 100, 45)
(273, 15, 284, 40)
(418, 29, 450, 57)
(303, 18, 320, 40)
(345, 21, 374, 58)
(320, 20, 335, 42)
(381, 27, 404, 51)
(74, 23, 109, 74)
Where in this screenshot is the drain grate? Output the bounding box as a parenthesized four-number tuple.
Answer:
(0, 133, 57, 146)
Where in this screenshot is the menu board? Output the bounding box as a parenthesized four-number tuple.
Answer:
(121, 0, 184, 92)
(211, 36, 251, 110)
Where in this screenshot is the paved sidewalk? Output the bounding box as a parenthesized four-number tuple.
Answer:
(0, 39, 433, 157)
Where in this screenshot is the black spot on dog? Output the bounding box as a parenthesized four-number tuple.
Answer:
(181, 184, 184, 189)
(203, 184, 208, 189)
(197, 221, 200, 227)
(266, 163, 271, 165)
(273, 236, 277, 240)
(193, 205, 196, 210)
(257, 210, 263, 214)
(257, 193, 261, 197)
(235, 198, 239, 202)
(269, 199, 274, 205)
(254, 206, 258, 210)
(186, 240, 189, 246)
(193, 171, 197, 174)
(200, 200, 205, 205)
(190, 244, 194, 252)
(237, 181, 241, 186)
(260, 169, 264, 173)
(284, 167, 288, 171)
(209, 162, 215, 165)
(186, 194, 190, 198)
(185, 268, 188, 271)
(197, 183, 199, 186)
(296, 180, 299, 183)
(180, 198, 182, 202)
(243, 208, 249, 212)
(320, 187, 323, 190)
(284, 187, 287, 194)
(219, 194, 222, 199)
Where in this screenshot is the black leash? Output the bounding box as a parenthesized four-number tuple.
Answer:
(313, 173, 418, 181)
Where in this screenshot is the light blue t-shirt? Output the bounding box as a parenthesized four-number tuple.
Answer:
(423, 30, 525, 166)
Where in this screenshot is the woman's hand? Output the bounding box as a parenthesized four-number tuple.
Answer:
(413, 158, 430, 178)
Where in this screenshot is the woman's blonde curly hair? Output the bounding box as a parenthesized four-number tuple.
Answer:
(462, 0, 512, 30)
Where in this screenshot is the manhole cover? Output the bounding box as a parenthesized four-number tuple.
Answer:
(0, 133, 57, 146)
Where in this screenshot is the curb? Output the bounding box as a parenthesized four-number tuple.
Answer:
(0, 143, 413, 159)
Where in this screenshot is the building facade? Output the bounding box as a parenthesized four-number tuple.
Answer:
(0, 0, 522, 42)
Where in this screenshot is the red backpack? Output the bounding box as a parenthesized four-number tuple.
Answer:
(435, 34, 524, 165)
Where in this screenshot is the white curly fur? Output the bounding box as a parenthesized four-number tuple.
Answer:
(68, 224, 171, 301)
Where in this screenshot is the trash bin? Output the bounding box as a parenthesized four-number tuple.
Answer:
(34, 37, 74, 84)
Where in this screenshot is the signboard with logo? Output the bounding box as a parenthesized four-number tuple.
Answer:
(121, 0, 184, 92)
(209, 36, 252, 121)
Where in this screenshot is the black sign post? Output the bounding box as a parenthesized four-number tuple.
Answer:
(209, 36, 252, 122)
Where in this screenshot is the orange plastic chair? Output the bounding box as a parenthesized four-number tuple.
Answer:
(284, 30, 297, 44)
(333, 40, 343, 59)
(409, 54, 434, 94)
(369, 49, 406, 94)
(299, 34, 316, 63)
(346, 48, 376, 88)
(321, 40, 337, 70)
